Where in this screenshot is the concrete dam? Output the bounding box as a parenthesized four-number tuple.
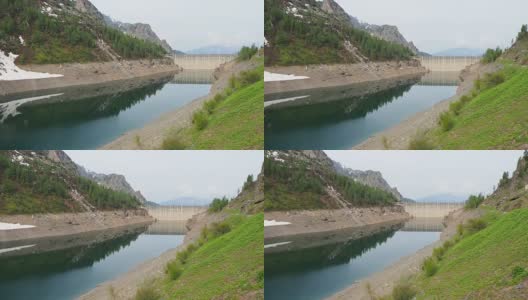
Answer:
(174, 54, 236, 70)
(418, 56, 481, 72)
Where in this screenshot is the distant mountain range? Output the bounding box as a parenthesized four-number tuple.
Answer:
(185, 45, 240, 55)
(433, 48, 485, 57)
(414, 193, 468, 203)
(158, 197, 211, 206)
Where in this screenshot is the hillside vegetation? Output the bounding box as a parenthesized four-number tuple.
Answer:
(162, 59, 264, 150)
(0, 151, 141, 215)
(264, 151, 398, 211)
(413, 25, 528, 149)
(264, 0, 413, 66)
(0, 0, 166, 64)
(407, 208, 528, 299)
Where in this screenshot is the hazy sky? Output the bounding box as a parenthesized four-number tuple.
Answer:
(336, 0, 528, 53)
(66, 151, 263, 204)
(90, 0, 263, 51)
(326, 151, 522, 201)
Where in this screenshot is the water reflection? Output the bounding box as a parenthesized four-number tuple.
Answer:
(0, 72, 211, 149)
(264, 220, 442, 300)
(265, 72, 458, 149)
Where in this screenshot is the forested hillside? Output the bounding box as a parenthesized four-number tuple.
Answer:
(0, 0, 167, 64)
(264, 150, 398, 211)
(264, 0, 414, 66)
(0, 151, 142, 215)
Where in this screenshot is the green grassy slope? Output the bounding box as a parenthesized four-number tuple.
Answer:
(186, 81, 263, 150)
(429, 65, 528, 149)
(138, 214, 264, 300)
(163, 63, 264, 150)
(415, 209, 528, 299)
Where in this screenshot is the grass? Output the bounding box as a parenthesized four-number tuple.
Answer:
(162, 213, 264, 299)
(426, 64, 528, 149)
(414, 208, 528, 299)
(163, 80, 264, 150)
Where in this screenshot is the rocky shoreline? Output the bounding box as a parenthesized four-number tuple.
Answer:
(265, 206, 410, 240)
(327, 208, 486, 300)
(264, 60, 427, 103)
(0, 58, 181, 97)
(0, 209, 153, 244)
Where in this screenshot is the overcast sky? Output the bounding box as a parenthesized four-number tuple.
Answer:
(90, 0, 263, 51)
(336, 0, 527, 53)
(326, 151, 522, 201)
(66, 151, 263, 204)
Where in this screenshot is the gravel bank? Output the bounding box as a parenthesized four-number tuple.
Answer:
(0, 58, 181, 97)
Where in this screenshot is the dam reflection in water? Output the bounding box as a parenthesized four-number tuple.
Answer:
(265, 72, 459, 150)
(264, 219, 442, 300)
(0, 221, 186, 300)
(0, 71, 212, 150)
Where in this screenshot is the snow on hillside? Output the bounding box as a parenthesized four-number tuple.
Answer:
(0, 51, 63, 81)
(264, 71, 309, 82)
(0, 93, 63, 123)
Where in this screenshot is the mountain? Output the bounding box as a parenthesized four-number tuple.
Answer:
(320, 0, 419, 54)
(264, 150, 399, 211)
(415, 194, 468, 203)
(485, 151, 528, 211)
(0, 0, 167, 65)
(0, 151, 142, 215)
(43, 150, 148, 204)
(186, 45, 240, 55)
(159, 197, 210, 207)
(433, 48, 485, 57)
(264, 0, 414, 66)
(228, 168, 264, 214)
(333, 162, 403, 201)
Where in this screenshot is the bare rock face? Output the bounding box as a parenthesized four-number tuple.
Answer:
(321, 0, 419, 54)
(74, 0, 173, 52)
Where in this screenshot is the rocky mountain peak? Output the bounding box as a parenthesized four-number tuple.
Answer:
(321, 0, 419, 54)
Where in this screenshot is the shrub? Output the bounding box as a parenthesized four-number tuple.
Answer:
(210, 222, 231, 237)
(392, 281, 417, 300)
(204, 99, 218, 115)
(482, 72, 505, 89)
(433, 246, 447, 261)
(208, 197, 229, 212)
(213, 93, 224, 103)
(239, 69, 262, 87)
(422, 257, 439, 277)
(465, 218, 487, 234)
(439, 112, 455, 132)
(449, 101, 464, 115)
(512, 266, 528, 283)
(228, 75, 238, 90)
(408, 132, 435, 150)
(237, 45, 258, 61)
(135, 283, 160, 300)
(161, 136, 186, 150)
(166, 260, 184, 280)
(481, 47, 503, 64)
(464, 194, 485, 209)
(459, 95, 472, 104)
(192, 110, 209, 131)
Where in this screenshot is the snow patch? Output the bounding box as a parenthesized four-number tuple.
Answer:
(0, 93, 64, 123)
(264, 95, 310, 108)
(0, 222, 36, 230)
(264, 220, 291, 227)
(19, 36, 25, 45)
(0, 51, 64, 81)
(0, 244, 36, 254)
(264, 241, 292, 249)
(264, 71, 309, 82)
